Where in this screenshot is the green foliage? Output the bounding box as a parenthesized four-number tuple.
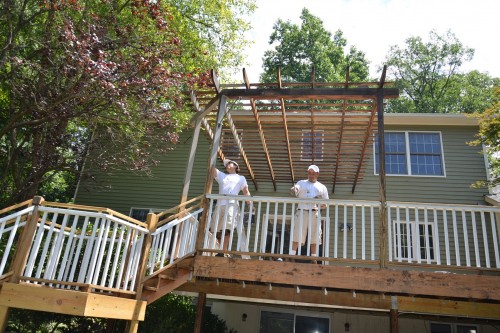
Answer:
(260, 8, 369, 83)
(139, 294, 235, 333)
(384, 30, 497, 114)
(6, 295, 235, 333)
(469, 86, 500, 188)
(6, 309, 116, 333)
(0, 0, 255, 206)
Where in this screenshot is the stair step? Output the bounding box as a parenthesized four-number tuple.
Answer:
(143, 286, 158, 291)
(158, 273, 176, 281)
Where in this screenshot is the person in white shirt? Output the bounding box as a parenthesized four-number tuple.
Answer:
(210, 159, 251, 257)
(290, 164, 329, 260)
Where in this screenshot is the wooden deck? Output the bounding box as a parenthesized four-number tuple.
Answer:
(1, 196, 500, 333)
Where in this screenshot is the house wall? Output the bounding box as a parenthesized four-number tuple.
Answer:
(252, 125, 489, 205)
(209, 300, 497, 333)
(74, 131, 214, 215)
(74, 123, 489, 216)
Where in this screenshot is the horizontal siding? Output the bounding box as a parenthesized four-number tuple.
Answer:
(75, 132, 212, 215)
(75, 124, 490, 215)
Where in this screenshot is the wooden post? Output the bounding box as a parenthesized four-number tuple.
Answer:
(1, 196, 44, 332)
(8, 196, 45, 283)
(193, 292, 207, 333)
(0, 306, 9, 333)
(195, 95, 227, 251)
(179, 117, 203, 207)
(377, 88, 388, 269)
(390, 309, 399, 333)
(125, 213, 158, 333)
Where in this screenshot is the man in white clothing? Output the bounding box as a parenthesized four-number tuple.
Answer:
(210, 159, 251, 257)
(290, 164, 329, 259)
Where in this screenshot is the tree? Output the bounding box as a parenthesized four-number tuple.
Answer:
(260, 8, 369, 83)
(470, 86, 500, 188)
(138, 294, 235, 333)
(0, 0, 255, 207)
(384, 30, 498, 113)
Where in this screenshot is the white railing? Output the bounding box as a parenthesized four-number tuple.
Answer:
(0, 206, 34, 277)
(147, 209, 201, 275)
(388, 202, 500, 268)
(0, 204, 149, 292)
(26, 206, 149, 292)
(2, 195, 499, 296)
(203, 194, 380, 263)
(202, 194, 500, 270)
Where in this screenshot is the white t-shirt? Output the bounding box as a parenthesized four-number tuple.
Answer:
(215, 170, 248, 206)
(293, 180, 329, 210)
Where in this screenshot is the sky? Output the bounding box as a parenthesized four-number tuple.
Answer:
(240, 0, 500, 82)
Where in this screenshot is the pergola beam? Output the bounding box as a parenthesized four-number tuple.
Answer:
(220, 87, 399, 100)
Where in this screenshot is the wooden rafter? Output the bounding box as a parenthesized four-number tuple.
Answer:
(192, 67, 399, 193)
(277, 67, 295, 184)
(351, 99, 377, 193)
(211, 70, 257, 189)
(243, 68, 276, 190)
(332, 67, 350, 192)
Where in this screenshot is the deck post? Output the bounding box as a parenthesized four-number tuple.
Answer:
(193, 292, 207, 333)
(195, 95, 227, 251)
(390, 296, 399, 333)
(179, 116, 203, 207)
(377, 87, 388, 269)
(0, 196, 44, 332)
(390, 309, 399, 333)
(125, 213, 158, 333)
(8, 195, 45, 283)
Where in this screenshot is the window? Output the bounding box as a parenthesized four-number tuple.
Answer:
(430, 323, 478, 333)
(374, 132, 445, 176)
(129, 208, 163, 222)
(302, 130, 324, 161)
(393, 220, 435, 262)
(260, 310, 330, 333)
(222, 129, 242, 159)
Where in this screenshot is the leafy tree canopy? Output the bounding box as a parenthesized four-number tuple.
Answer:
(0, 0, 255, 206)
(469, 86, 500, 188)
(260, 8, 369, 83)
(384, 30, 499, 113)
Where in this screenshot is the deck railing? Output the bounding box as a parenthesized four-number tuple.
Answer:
(387, 201, 500, 269)
(0, 200, 149, 294)
(202, 194, 500, 270)
(1, 195, 499, 297)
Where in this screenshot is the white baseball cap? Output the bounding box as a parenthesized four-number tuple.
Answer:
(223, 159, 239, 170)
(308, 164, 320, 173)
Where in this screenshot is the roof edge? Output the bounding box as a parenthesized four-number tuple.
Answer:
(385, 113, 478, 126)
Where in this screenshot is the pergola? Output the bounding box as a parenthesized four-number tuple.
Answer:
(188, 66, 399, 194)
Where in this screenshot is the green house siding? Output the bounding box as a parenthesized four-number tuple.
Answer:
(75, 123, 489, 215)
(75, 132, 213, 215)
(250, 125, 488, 205)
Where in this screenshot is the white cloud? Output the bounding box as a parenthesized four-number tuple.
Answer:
(240, 0, 500, 82)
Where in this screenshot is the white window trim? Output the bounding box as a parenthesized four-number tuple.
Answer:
(429, 321, 479, 333)
(301, 129, 324, 162)
(393, 219, 437, 263)
(373, 130, 446, 177)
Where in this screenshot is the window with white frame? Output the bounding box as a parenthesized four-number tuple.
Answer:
(301, 130, 324, 161)
(430, 322, 478, 333)
(393, 220, 435, 262)
(374, 131, 445, 176)
(260, 310, 330, 333)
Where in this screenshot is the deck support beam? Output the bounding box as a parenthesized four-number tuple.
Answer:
(193, 292, 207, 333)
